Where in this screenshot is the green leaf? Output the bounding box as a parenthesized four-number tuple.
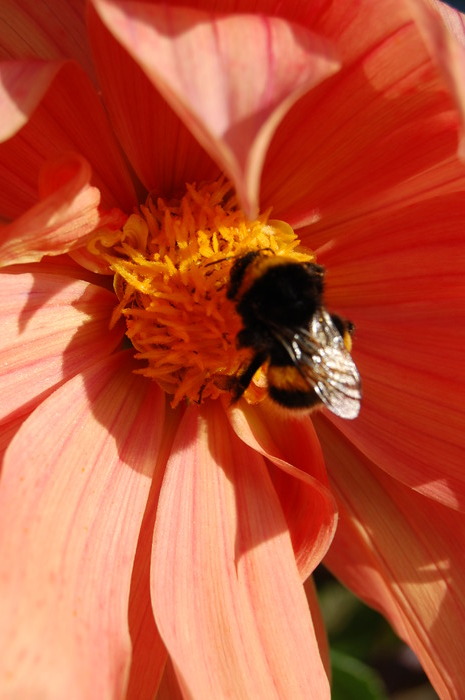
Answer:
(331, 649, 387, 700)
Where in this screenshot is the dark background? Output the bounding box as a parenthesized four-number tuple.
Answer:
(315, 568, 439, 700)
(440, 0, 465, 12)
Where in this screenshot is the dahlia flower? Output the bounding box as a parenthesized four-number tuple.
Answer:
(1, 0, 465, 698)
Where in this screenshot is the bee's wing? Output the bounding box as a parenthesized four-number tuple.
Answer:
(273, 309, 362, 419)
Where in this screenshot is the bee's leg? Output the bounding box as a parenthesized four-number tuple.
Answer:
(330, 313, 355, 352)
(230, 351, 267, 403)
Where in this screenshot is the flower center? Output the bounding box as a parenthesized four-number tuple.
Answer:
(89, 179, 315, 407)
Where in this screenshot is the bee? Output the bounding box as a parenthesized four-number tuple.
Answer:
(227, 250, 361, 419)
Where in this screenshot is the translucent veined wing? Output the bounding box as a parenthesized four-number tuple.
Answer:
(271, 309, 362, 419)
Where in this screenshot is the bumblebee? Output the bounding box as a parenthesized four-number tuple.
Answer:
(227, 250, 361, 419)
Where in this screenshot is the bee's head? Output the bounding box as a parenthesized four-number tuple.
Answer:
(236, 259, 325, 327)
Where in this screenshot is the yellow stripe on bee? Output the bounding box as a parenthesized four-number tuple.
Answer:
(267, 365, 310, 392)
(343, 331, 353, 353)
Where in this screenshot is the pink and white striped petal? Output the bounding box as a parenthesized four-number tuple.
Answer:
(229, 401, 337, 580)
(92, 0, 340, 217)
(0, 352, 165, 699)
(0, 265, 124, 422)
(152, 402, 329, 698)
(317, 417, 465, 700)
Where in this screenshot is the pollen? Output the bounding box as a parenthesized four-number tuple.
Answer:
(88, 179, 315, 407)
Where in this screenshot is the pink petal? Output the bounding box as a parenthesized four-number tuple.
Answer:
(0, 264, 124, 423)
(0, 412, 27, 465)
(311, 194, 465, 510)
(229, 401, 337, 580)
(156, 659, 185, 700)
(4, 251, 113, 285)
(304, 576, 331, 678)
(317, 417, 465, 699)
(87, 4, 219, 198)
(127, 525, 168, 700)
(430, 0, 465, 45)
(0, 153, 121, 265)
(1, 0, 94, 77)
(152, 402, 329, 698)
(92, 0, 340, 216)
(261, 0, 461, 227)
(126, 410, 186, 699)
(0, 60, 135, 218)
(0, 352, 166, 697)
(423, 0, 465, 158)
(0, 61, 62, 141)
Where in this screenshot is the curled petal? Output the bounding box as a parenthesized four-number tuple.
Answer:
(410, 0, 465, 160)
(0, 154, 105, 265)
(152, 402, 329, 698)
(430, 0, 465, 45)
(0, 60, 135, 218)
(317, 417, 465, 700)
(87, 4, 219, 197)
(92, 0, 340, 217)
(229, 401, 337, 580)
(0, 352, 165, 698)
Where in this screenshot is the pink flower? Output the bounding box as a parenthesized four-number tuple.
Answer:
(1, 0, 465, 697)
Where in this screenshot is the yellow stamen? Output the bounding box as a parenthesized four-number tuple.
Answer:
(88, 179, 315, 407)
